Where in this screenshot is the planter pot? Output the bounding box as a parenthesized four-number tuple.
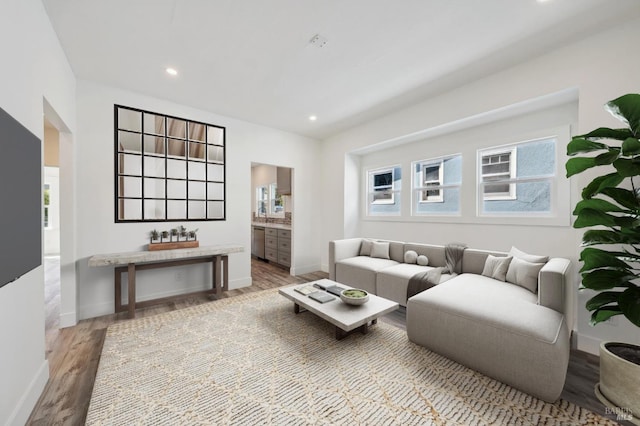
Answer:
(596, 341, 640, 424)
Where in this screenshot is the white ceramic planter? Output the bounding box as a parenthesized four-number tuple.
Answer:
(596, 341, 640, 425)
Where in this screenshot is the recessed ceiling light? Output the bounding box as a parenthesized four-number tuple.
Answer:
(309, 115, 317, 121)
(166, 67, 178, 76)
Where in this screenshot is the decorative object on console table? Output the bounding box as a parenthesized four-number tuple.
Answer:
(148, 226, 199, 251)
(566, 93, 640, 425)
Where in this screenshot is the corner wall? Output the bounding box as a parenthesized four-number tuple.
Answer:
(320, 17, 640, 354)
(0, 0, 76, 424)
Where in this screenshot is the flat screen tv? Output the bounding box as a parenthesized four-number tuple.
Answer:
(0, 106, 42, 288)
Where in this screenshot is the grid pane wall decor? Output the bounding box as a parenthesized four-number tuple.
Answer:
(114, 105, 226, 222)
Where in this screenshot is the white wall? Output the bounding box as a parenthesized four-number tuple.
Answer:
(0, 0, 76, 424)
(76, 80, 322, 319)
(320, 17, 640, 355)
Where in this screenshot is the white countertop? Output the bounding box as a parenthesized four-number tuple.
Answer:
(88, 244, 244, 267)
(252, 222, 291, 230)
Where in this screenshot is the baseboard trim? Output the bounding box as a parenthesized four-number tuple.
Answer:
(576, 333, 601, 356)
(7, 359, 49, 426)
(79, 276, 254, 320)
(59, 311, 77, 328)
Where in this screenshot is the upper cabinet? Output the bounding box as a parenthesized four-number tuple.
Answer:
(276, 167, 291, 196)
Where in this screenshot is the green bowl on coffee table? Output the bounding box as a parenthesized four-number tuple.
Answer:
(340, 289, 369, 305)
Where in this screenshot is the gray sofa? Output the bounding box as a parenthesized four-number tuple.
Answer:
(329, 237, 571, 402)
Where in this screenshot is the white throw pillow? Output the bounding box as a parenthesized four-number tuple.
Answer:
(481, 255, 512, 282)
(370, 241, 391, 259)
(359, 239, 374, 256)
(506, 257, 545, 293)
(404, 250, 418, 264)
(509, 246, 548, 264)
(417, 255, 429, 266)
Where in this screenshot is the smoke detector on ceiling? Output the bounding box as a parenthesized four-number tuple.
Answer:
(309, 34, 328, 48)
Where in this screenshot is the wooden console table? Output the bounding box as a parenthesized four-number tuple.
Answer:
(88, 244, 244, 318)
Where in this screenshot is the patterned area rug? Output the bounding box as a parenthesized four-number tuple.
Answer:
(87, 289, 614, 425)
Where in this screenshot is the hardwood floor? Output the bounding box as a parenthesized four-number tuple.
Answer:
(28, 258, 623, 425)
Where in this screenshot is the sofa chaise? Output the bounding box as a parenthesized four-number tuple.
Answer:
(329, 237, 571, 402)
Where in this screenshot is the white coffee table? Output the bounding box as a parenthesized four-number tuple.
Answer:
(278, 279, 399, 340)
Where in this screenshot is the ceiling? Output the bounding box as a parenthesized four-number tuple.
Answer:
(42, 0, 640, 140)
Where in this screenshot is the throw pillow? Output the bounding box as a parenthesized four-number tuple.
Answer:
(481, 255, 512, 282)
(417, 255, 429, 266)
(370, 241, 391, 259)
(509, 246, 549, 264)
(506, 257, 545, 293)
(359, 239, 374, 256)
(404, 250, 418, 264)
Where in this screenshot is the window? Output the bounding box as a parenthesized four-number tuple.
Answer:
(478, 138, 555, 215)
(115, 105, 226, 222)
(367, 166, 401, 216)
(419, 161, 444, 203)
(412, 155, 462, 215)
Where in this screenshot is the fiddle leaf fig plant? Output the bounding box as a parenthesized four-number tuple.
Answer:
(566, 93, 640, 328)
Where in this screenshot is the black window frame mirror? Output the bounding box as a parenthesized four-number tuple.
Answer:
(114, 105, 226, 222)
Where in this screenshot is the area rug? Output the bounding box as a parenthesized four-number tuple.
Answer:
(86, 289, 614, 425)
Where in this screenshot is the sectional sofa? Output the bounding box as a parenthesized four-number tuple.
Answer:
(329, 237, 571, 402)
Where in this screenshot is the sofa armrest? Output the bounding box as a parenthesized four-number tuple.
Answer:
(538, 257, 570, 313)
(329, 238, 363, 280)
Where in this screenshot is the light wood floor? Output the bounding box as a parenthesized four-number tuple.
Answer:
(28, 257, 621, 425)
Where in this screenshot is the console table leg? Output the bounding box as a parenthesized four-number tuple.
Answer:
(214, 255, 222, 297)
(115, 268, 122, 313)
(128, 263, 136, 319)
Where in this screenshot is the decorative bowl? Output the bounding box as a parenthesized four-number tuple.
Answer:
(340, 288, 369, 305)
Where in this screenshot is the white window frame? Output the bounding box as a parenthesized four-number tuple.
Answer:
(370, 167, 395, 205)
(418, 160, 444, 203)
(480, 147, 517, 201)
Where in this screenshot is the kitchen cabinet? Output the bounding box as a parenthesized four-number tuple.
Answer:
(264, 227, 291, 267)
(276, 167, 291, 196)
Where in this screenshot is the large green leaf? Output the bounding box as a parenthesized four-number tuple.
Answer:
(573, 198, 627, 215)
(590, 307, 622, 326)
(600, 187, 640, 210)
(586, 291, 622, 311)
(606, 94, 640, 136)
(619, 286, 640, 327)
(581, 173, 625, 198)
(582, 270, 634, 290)
(582, 229, 640, 246)
(579, 247, 630, 272)
(621, 137, 640, 155)
(595, 150, 620, 166)
(613, 158, 640, 177)
(566, 138, 609, 155)
(576, 127, 634, 141)
(574, 208, 620, 228)
(566, 157, 597, 177)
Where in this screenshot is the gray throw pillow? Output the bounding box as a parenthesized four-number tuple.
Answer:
(417, 255, 429, 266)
(360, 239, 373, 256)
(506, 257, 545, 293)
(404, 250, 418, 264)
(370, 241, 390, 259)
(481, 255, 512, 282)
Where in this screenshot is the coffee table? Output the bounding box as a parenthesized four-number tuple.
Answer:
(278, 279, 399, 340)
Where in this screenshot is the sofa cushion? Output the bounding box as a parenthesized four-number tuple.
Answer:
(408, 274, 552, 341)
(371, 241, 390, 259)
(506, 257, 545, 293)
(481, 255, 512, 282)
(376, 263, 452, 306)
(460, 248, 508, 275)
(335, 256, 399, 294)
(417, 255, 429, 266)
